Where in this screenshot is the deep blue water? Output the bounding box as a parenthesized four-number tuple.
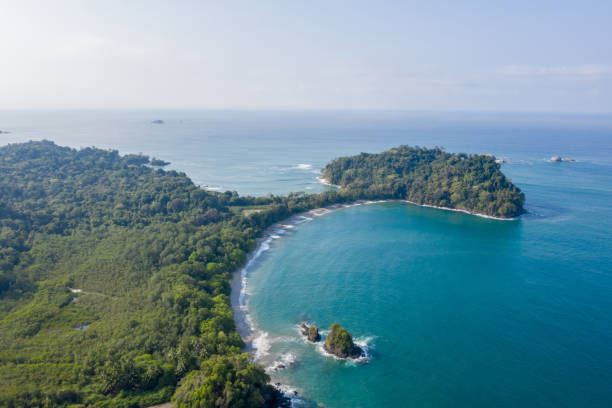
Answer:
(1, 110, 612, 407)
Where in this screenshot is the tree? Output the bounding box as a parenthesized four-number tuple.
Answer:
(172, 354, 277, 408)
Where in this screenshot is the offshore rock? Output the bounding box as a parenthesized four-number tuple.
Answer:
(300, 323, 321, 342)
(324, 322, 363, 359)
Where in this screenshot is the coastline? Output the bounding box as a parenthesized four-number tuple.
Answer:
(317, 176, 518, 221)
(231, 197, 517, 351)
(402, 200, 518, 221)
(230, 195, 519, 402)
(230, 164, 523, 403)
(230, 200, 384, 406)
(230, 200, 379, 354)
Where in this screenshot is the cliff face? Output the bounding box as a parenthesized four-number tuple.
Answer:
(324, 323, 362, 359)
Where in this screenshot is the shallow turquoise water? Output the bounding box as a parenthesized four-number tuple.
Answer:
(1, 110, 612, 406)
(248, 196, 612, 407)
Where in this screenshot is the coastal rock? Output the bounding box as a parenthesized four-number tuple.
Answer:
(563, 157, 575, 162)
(300, 323, 321, 342)
(308, 325, 321, 342)
(550, 155, 562, 162)
(495, 158, 506, 164)
(264, 385, 292, 408)
(324, 322, 363, 359)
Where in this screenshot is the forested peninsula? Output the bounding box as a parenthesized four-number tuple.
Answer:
(323, 146, 525, 218)
(0, 141, 524, 407)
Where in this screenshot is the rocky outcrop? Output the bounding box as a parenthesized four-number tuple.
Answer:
(323, 323, 363, 359)
(300, 323, 321, 342)
(308, 325, 321, 342)
(550, 156, 575, 163)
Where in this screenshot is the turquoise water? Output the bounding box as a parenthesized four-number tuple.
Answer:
(246, 198, 612, 407)
(1, 111, 612, 406)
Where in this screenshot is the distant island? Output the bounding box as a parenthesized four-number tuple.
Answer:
(549, 155, 575, 162)
(0, 141, 525, 407)
(151, 119, 165, 124)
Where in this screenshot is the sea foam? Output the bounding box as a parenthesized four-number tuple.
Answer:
(292, 163, 313, 170)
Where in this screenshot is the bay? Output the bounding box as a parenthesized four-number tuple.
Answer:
(1, 110, 611, 407)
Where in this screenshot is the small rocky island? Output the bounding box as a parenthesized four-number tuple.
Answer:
(324, 323, 363, 359)
(300, 323, 321, 342)
(301, 322, 363, 359)
(151, 119, 164, 124)
(550, 155, 575, 162)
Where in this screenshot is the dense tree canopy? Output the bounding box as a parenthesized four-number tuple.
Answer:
(0, 141, 294, 407)
(323, 146, 525, 218)
(0, 141, 524, 407)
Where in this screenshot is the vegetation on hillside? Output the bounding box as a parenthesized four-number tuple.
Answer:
(0, 141, 524, 407)
(323, 323, 361, 359)
(0, 141, 307, 407)
(323, 146, 525, 218)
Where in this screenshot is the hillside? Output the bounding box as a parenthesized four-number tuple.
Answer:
(0, 141, 300, 407)
(0, 141, 524, 407)
(322, 146, 525, 218)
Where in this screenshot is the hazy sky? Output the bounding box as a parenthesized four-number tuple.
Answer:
(1, 0, 611, 112)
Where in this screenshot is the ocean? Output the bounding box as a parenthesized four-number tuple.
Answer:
(1, 110, 612, 407)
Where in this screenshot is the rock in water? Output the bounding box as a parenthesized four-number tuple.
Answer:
(151, 119, 164, 124)
(324, 322, 362, 358)
(308, 325, 321, 342)
(550, 155, 562, 162)
(300, 323, 322, 342)
(563, 157, 575, 162)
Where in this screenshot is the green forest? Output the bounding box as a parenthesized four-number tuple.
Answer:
(0, 141, 524, 407)
(323, 145, 525, 218)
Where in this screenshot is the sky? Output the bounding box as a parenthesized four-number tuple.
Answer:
(1, 0, 611, 112)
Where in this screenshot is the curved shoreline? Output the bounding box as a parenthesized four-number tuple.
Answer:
(229, 198, 519, 404)
(230, 198, 516, 354)
(318, 176, 518, 221)
(230, 200, 378, 356)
